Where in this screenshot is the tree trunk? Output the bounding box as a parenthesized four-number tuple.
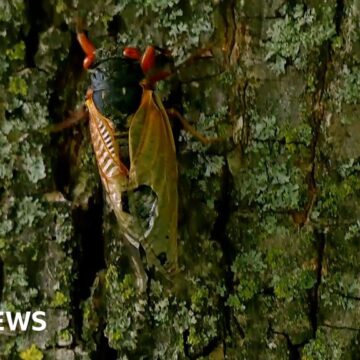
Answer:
(1, 0, 360, 359)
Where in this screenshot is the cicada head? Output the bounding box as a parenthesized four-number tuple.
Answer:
(88, 56, 143, 128)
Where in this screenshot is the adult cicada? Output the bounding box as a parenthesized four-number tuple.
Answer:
(77, 31, 180, 292)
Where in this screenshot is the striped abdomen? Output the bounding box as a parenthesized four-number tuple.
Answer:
(85, 92, 144, 250)
(85, 92, 128, 210)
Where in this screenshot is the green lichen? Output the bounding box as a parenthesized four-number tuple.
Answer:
(104, 268, 146, 353)
(115, 0, 214, 62)
(302, 330, 342, 360)
(6, 41, 25, 61)
(50, 291, 69, 308)
(235, 111, 303, 212)
(19, 344, 43, 360)
(2, 266, 39, 312)
(15, 197, 46, 233)
(265, 4, 336, 74)
(328, 65, 360, 113)
(52, 210, 73, 244)
(56, 329, 73, 346)
(1, 0, 360, 358)
(8, 76, 28, 96)
(227, 250, 266, 309)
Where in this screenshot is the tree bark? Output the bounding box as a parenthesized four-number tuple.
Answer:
(1, 0, 360, 359)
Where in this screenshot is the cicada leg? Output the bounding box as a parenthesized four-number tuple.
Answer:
(101, 176, 149, 294)
(174, 48, 214, 72)
(122, 239, 148, 293)
(47, 108, 88, 133)
(167, 108, 223, 145)
(124, 45, 222, 145)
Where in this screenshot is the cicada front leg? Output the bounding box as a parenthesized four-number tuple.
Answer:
(47, 108, 88, 133)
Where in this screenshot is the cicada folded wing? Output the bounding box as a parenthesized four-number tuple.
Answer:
(128, 87, 178, 274)
(86, 92, 150, 291)
(86, 92, 144, 247)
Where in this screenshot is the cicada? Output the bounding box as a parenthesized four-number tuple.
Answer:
(77, 31, 179, 291)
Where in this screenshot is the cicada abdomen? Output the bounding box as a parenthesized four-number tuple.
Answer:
(86, 90, 127, 212)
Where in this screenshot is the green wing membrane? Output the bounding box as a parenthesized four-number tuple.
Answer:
(128, 88, 178, 273)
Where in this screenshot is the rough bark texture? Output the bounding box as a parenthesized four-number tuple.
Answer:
(1, 0, 360, 359)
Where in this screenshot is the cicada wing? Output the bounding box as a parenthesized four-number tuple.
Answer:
(86, 94, 146, 248)
(86, 94, 150, 291)
(128, 88, 178, 273)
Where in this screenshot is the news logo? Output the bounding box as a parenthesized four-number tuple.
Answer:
(0, 311, 46, 332)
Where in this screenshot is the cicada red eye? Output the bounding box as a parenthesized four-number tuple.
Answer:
(77, 32, 96, 69)
(123, 47, 142, 61)
(83, 55, 95, 69)
(140, 46, 156, 74)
